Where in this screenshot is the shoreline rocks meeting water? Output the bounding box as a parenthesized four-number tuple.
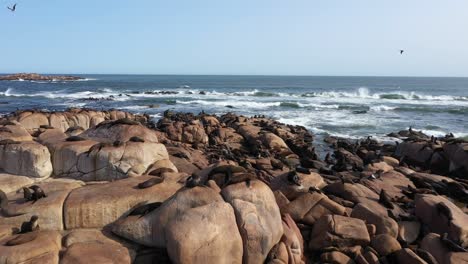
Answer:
(0, 73, 83, 82)
(0, 108, 467, 264)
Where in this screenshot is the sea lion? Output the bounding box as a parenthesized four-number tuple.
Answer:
(29, 185, 46, 202)
(208, 165, 246, 178)
(436, 202, 453, 221)
(308, 186, 323, 194)
(111, 118, 140, 126)
(295, 166, 310, 174)
(440, 233, 467, 252)
(66, 136, 86, 142)
(128, 201, 162, 217)
(5, 232, 39, 246)
(22, 187, 33, 201)
(0, 189, 8, 211)
(415, 249, 440, 264)
(129, 136, 145, 143)
(379, 190, 394, 209)
(137, 176, 164, 189)
(223, 173, 257, 188)
(287, 171, 301, 186)
(20, 215, 39, 233)
(0, 127, 12, 133)
(113, 140, 124, 147)
(0, 139, 20, 145)
(185, 173, 203, 188)
(39, 125, 54, 129)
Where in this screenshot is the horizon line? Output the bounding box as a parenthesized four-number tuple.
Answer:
(1, 72, 468, 78)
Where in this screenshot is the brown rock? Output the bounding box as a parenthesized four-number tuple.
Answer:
(395, 248, 428, 264)
(398, 221, 421, 244)
(61, 241, 132, 264)
(222, 180, 283, 264)
(370, 234, 401, 256)
(309, 215, 370, 250)
(321, 251, 355, 264)
(0, 141, 53, 178)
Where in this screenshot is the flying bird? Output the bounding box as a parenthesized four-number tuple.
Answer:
(7, 3, 16, 12)
(400, 50, 404, 54)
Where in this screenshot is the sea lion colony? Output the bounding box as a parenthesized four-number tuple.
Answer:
(0, 108, 467, 263)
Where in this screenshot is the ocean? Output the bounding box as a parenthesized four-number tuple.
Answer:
(1, 75, 467, 140)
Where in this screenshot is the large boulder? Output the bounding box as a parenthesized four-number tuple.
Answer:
(51, 140, 169, 181)
(0, 122, 33, 142)
(443, 142, 468, 176)
(420, 233, 451, 264)
(309, 215, 370, 250)
(165, 201, 243, 264)
(270, 171, 326, 200)
(80, 119, 159, 143)
(415, 194, 468, 247)
(64, 174, 183, 229)
(370, 234, 401, 256)
(0, 173, 35, 194)
(323, 182, 379, 204)
(221, 180, 283, 264)
(0, 142, 53, 178)
(351, 202, 399, 238)
(361, 170, 415, 198)
(395, 141, 433, 165)
(280, 192, 346, 226)
(112, 186, 224, 247)
(0, 230, 61, 264)
(61, 241, 133, 264)
(0, 179, 81, 230)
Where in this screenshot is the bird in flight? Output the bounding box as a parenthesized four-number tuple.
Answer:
(400, 50, 404, 55)
(7, 3, 16, 12)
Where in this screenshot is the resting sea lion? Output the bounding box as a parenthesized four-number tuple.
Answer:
(0, 127, 12, 133)
(295, 166, 310, 174)
(379, 190, 394, 209)
(436, 202, 453, 221)
(29, 186, 47, 202)
(5, 232, 39, 246)
(20, 215, 40, 233)
(287, 171, 301, 186)
(185, 174, 203, 188)
(137, 176, 165, 189)
(128, 202, 162, 217)
(129, 136, 145, 143)
(440, 233, 467, 252)
(66, 136, 86, 142)
(23, 187, 33, 201)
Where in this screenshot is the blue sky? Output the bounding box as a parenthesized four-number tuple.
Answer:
(1, 0, 467, 76)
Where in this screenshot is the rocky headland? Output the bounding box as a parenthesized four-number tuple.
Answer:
(0, 108, 467, 264)
(0, 73, 83, 81)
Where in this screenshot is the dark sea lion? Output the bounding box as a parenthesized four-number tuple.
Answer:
(66, 136, 86, 142)
(29, 186, 46, 202)
(5, 232, 39, 246)
(295, 166, 310, 174)
(0, 139, 20, 145)
(0, 189, 8, 211)
(224, 173, 257, 188)
(440, 233, 467, 252)
(137, 176, 165, 189)
(113, 140, 124, 147)
(129, 136, 145, 143)
(415, 249, 440, 264)
(20, 215, 39, 233)
(0, 127, 12, 133)
(185, 174, 203, 188)
(22, 187, 33, 201)
(308, 186, 323, 194)
(287, 171, 301, 186)
(208, 165, 246, 177)
(65, 126, 85, 133)
(436, 202, 453, 221)
(128, 202, 162, 217)
(111, 118, 140, 126)
(379, 190, 394, 209)
(39, 125, 54, 129)
(387, 209, 399, 221)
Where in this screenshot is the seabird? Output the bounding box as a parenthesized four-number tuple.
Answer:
(400, 50, 404, 54)
(7, 3, 16, 12)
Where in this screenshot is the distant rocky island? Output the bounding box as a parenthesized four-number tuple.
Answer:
(0, 73, 83, 81)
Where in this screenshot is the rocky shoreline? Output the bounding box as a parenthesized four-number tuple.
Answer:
(0, 108, 467, 263)
(0, 73, 83, 81)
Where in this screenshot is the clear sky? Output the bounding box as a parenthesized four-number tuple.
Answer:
(1, 0, 467, 76)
